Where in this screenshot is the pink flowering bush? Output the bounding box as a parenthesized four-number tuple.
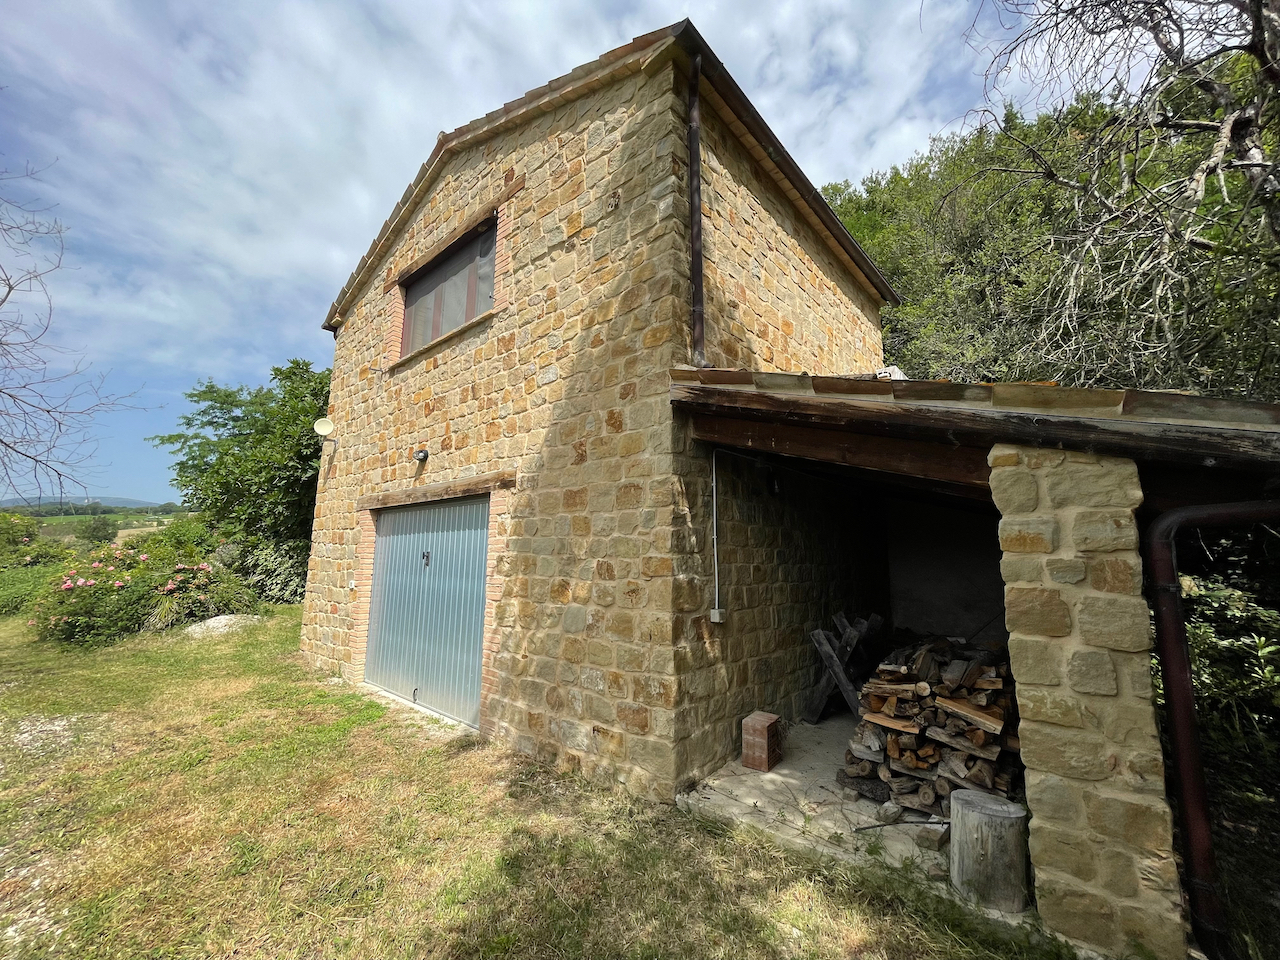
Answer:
(27, 519, 257, 646)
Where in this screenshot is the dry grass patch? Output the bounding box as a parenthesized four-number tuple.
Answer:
(0, 610, 1078, 960)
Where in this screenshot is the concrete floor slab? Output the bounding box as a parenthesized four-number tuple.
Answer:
(677, 714, 949, 873)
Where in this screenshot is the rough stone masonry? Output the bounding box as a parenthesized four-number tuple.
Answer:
(992, 443, 1184, 960)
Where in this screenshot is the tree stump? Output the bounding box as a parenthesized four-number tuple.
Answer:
(949, 791, 1028, 913)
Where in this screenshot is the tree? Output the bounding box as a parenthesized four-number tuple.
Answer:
(149, 359, 330, 600)
(1, 160, 123, 496)
(79, 514, 118, 543)
(961, 0, 1280, 398)
(824, 114, 1073, 382)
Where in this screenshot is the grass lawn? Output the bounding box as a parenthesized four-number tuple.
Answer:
(0, 610, 1077, 960)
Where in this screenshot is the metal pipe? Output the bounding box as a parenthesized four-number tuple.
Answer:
(1144, 499, 1280, 960)
(687, 53, 706, 367)
(711, 448, 720, 611)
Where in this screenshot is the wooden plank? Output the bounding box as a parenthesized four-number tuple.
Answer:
(860, 712, 921, 734)
(811, 376, 893, 397)
(687, 414, 992, 489)
(809, 629, 861, 716)
(991, 382, 1125, 411)
(1122, 389, 1280, 426)
(935, 697, 1006, 735)
(924, 725, 1002, 760)
(670, 382, 1280, 467)
(892, 382, 992, 402)
(356, 470, 517, 512)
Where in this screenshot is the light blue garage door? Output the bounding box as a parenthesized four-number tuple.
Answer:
(364, 495, 490, 727)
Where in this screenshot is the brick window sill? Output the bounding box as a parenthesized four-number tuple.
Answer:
(385, 308, 499, 375)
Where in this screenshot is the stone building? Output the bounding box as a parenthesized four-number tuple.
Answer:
(300, 19, 893, 791)
(302, 19, 1280, 960)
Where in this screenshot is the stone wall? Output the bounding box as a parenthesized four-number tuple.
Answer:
(990, 443, 1185, 960)
(696, 97, 883, 373)
(302, 62, 693, 800)
(672, 456, 870, 781)
(303, 51, 892, 799)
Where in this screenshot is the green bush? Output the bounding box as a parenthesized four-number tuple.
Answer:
(235, 538, 310, 603)
(77, 515, 120, 544)
(0, 564, 61, 615)
(27, 521, 259, 646)
(1182, 574, 1280, 743)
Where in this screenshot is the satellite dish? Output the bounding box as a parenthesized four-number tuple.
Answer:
(313, 417, 335, 437)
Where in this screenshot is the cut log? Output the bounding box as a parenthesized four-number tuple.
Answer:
(965, 728, 992, 748)
(885, 735, 901, 760)
(934, 777, 953, 797)
(918, 782, 937, 806)
(942, 659, 970, 686)
(849, 742, 885, 764)
(835, 769, 890, 803)
(861, 712, 921, 734)
(863, 681, 922, 699)
(895, 791, 943, 816)
(939, 772, 999, 796)
(881, 695, 899, 717)
(877, 762, 892, 783)
(961, 661, 987, 689)
(890, 758, 938, 780)
(949, 792, 1028, 912)
(967, 758, 996, 789)
(924, 726, 1002, 761)
(888, 776, 919, 795)
(934, 697, 1005, 735)
(845, 759, 874, 778)
(974, 677, 1004, 690)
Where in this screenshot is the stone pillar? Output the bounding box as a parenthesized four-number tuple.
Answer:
(989, 444, 1185, 960)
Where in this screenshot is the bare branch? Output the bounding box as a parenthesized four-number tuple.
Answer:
(0, 159, 130, 501)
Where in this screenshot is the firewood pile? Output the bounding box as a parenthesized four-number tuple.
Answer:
(810, 620, 1022, 821)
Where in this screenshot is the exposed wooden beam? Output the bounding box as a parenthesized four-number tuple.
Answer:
(672, 383, 1280, 468)
(688, 414, 991, 490)
(356, 470, 516, 512)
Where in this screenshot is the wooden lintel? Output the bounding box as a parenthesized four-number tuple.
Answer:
(688, 414, 991, 490)
(356, 470, 516, 512)
(672, 382, 1280, 468)
(383, 175, 525, 293)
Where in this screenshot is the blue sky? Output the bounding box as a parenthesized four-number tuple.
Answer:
(1, 1, 1012, 504)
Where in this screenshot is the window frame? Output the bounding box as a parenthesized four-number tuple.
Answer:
(395, 213, 498, 359)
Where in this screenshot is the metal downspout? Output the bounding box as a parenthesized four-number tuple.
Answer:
(1145, 499, 1280, 960)
(687, 53, 706, 367)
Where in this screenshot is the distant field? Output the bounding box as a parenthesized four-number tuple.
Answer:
(37, 516, 173, 537)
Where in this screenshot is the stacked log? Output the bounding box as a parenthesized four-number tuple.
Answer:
(840, 635, 1022, 820)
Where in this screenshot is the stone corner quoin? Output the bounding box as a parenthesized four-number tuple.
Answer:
(989, 443, 1184, 960)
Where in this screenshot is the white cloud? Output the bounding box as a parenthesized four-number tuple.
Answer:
(0, 0, 1011, 497)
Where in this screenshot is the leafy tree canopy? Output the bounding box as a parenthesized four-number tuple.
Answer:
(149, 359, 330, 550)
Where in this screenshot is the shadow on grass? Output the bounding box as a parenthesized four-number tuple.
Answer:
(418, 754, 1077, 960)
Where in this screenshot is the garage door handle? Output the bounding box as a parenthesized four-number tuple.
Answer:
(422, 550, 431, 568)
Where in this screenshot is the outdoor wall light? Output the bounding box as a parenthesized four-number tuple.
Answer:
(413, 448, 429, 463)
(313, 418, 337, 446)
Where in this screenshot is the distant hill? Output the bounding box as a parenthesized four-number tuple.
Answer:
(0, 496, 163, 508)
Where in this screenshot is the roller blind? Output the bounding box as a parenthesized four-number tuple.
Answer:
(403, 225, 496, 353)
